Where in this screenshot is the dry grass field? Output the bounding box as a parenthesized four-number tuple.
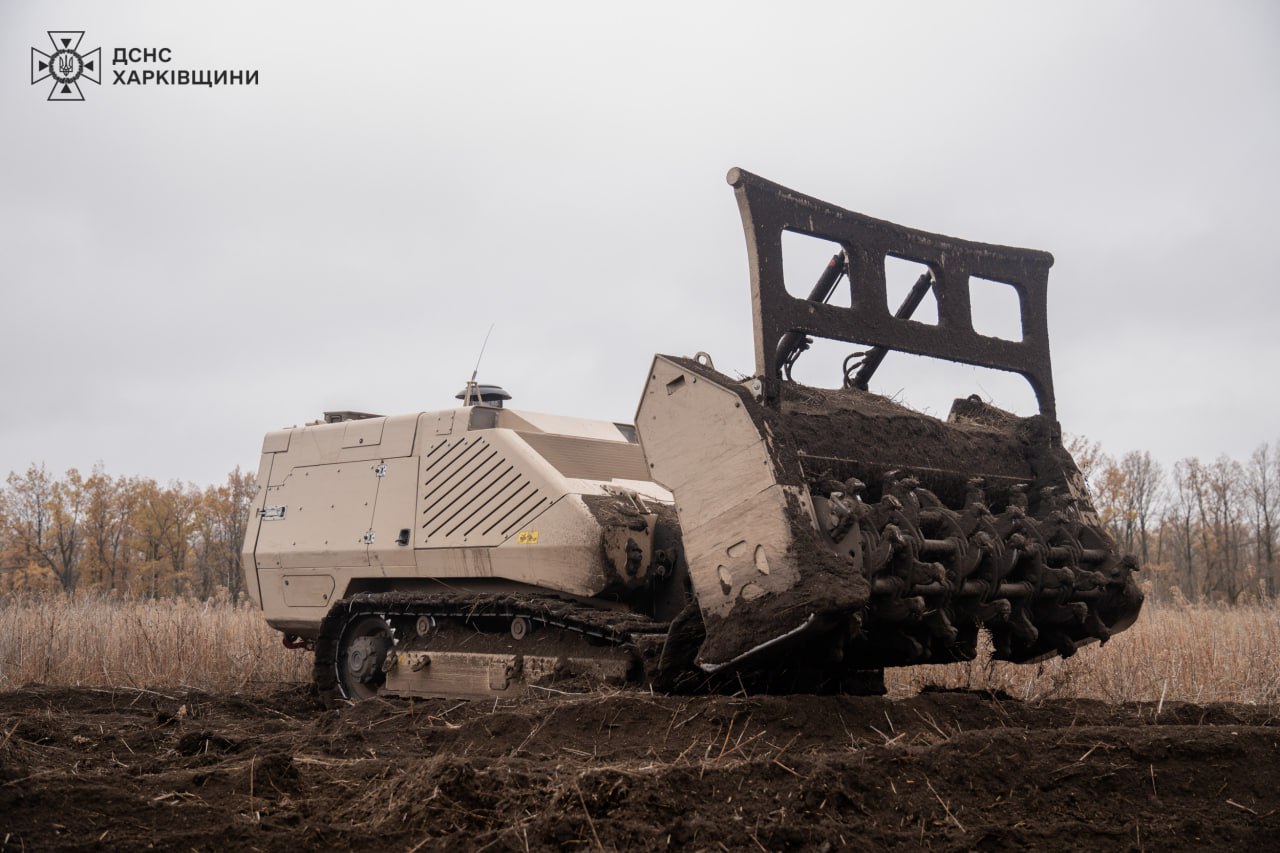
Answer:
(0, 594, 1275, 706)
(0, 594, 310, 694)
(889, 601, 1280, 706)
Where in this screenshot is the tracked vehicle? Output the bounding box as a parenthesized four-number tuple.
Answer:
(241, 169, 1142, 704)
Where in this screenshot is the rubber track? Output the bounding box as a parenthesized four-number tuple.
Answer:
(314, 592, 670, 706)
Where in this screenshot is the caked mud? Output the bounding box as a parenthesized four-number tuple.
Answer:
(1, 685, 1276, 851)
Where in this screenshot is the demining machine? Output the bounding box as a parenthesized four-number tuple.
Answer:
(240, 169, 1143, 704)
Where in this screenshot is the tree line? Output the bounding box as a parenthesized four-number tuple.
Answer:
(0, 464, 253, 599)
(1, 437, 1276, 604)
(1069, 438, 1277, 603)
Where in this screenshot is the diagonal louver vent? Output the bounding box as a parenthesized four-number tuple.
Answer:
(420, 436, 549, 543)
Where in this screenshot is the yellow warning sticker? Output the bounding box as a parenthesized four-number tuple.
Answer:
(517, 531, 539, 545)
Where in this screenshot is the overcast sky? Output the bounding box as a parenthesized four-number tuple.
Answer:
(2, 1, 1277, 487)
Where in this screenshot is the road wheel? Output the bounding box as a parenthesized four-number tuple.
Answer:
(336, 614, 391, 701)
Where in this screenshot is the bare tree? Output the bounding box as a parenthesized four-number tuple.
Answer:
(191, 468, 256, 599)
(46, 469, 86, 592)
(132, 480, 198, 599)
(1, 464, 86, 592)
(222, 468, 255, 597)
(1, 464, 53, 577)
(1118, 450, 1164, 566)
(1066, 434, 1107, 486)
(151, 483, 199, 598)
(83, 466, 137, 591)
(1197, 456, 1246, 602)
(1246, 442, 1278, 596)
(1169, 459, 1202, 599)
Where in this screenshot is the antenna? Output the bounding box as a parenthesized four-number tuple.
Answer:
(462, 323, 495, 407)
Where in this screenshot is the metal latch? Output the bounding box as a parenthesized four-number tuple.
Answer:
(259, 505, 286, 521)
(375, 463, 388, 477)
(362, 530, 375, 544)
(488, 657, 518, 691)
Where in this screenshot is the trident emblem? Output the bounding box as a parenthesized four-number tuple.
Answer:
(31, 31, 101, 101)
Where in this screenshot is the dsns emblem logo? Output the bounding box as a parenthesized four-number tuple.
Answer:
(31, 31, 101, 101)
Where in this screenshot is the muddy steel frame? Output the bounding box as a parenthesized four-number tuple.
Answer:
(727, 167, 1057, 417)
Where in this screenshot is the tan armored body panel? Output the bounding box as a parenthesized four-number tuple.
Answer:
(242, 405, 674, 639)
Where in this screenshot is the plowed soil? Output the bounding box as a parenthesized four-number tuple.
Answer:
(1, 685, 1276, 851)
